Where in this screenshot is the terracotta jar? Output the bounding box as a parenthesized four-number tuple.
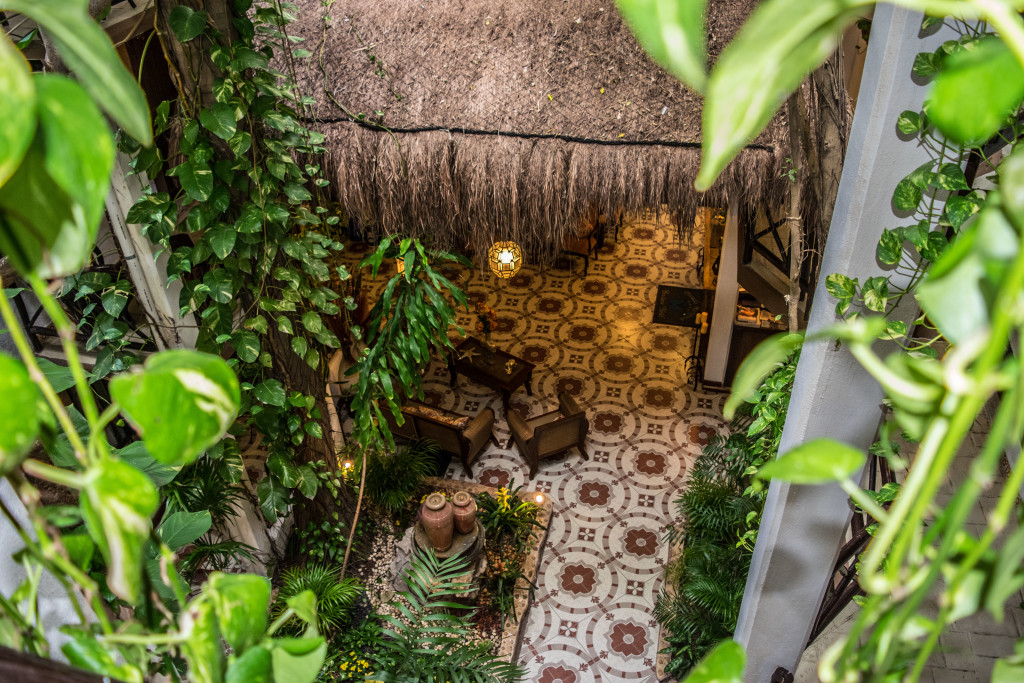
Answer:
(451, 491, 478, 535)
(419, 493, 454, 551)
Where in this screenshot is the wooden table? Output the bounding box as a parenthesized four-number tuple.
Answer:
(447, 337, 534, 414)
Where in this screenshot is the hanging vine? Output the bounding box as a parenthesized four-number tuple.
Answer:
(121, 0, 354, 523)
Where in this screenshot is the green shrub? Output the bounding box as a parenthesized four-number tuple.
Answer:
(318, 617, 384, 682)
(358, 438, 438, 516)
(656, 351, 798, 677)
(162, 454, 246, 529)
(273, 564, 364, 635)
(476, 485, 544, 548)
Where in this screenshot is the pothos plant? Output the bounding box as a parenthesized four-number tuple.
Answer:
(121, 0, 354, 523)
(620, 0, 1024, 681)
(0, 3, 326, 681)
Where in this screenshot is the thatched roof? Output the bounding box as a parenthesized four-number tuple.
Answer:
(289, 0, 788, 258)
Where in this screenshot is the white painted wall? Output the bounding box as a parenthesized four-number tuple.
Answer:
(734, 7, 957, 681)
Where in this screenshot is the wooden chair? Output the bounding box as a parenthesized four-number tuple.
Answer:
(507, 392, 589, 478)
(560, 211, 599, 275)
(381, 400, 497, 476)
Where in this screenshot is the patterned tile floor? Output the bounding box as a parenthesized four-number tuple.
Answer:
(343, 213, 728, 681)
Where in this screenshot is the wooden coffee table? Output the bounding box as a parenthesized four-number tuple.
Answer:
(447, 337, 534, 414)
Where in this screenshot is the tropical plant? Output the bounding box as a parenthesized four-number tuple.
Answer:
(656, 353, 797, 677)
(357, 438, 439, 516)
(370, 550, 526, 682)
(477, 535, 536, 624)
(476, 486, 545, 549)
(620, 0, 1024, 681)
(339, 238, 469, 574)
(273, 563, 364, 635)
(295, 509, 372, 565)
(118, 0, 338, 526)
(0, 5, 327, 679)
(163, 452, 247, 529)
(179, 537, 258, 580)
(318, 616, 384, 682)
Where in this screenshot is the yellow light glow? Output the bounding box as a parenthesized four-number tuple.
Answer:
(488, 241, 523, 279)
(535, 494, 544, 504)
(343, 461, 353, 469)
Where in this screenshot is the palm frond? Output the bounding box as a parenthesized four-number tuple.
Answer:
(273, 563, 364, 634)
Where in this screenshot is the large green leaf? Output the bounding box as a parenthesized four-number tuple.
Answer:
(257, 475, 290, 524)
(200, 103, 238, 141)
(0, 76, 112, 278)
(724, 332, 804, 419)
(61, 630, 143, 683)
(172, 160, 214, 202)
(0, 353, 47, 474)
(0, 35, 36, 188)
(42, 404, 89, 469)
(226, 646, 272, 683)
(181, 599, 225, 683)
(208, 572, 271, 653)
(916, 205, 1017, 345)
(4, 0, 151, 145)
(254, 379, 286, 407)
(295, 464, 318, 499)
(681, 639, 744, 683)
(80, 459, 159, 602)
(113, 441, 181, 486)
(270, 637, 327, 683)
(204, 268, 235, 304)
(756, 438, 866, 483)
(231, 330, 261, 363)
(696, 0, 866, 189)
(110, 350, 241, 466)
(157, 510, 212, 551)
(617, 0, 707, 92)
(34, 75, 114, 230)
(169, 5, 208, 42)
(206, 223, 237, 259)
(267, 452, 300, 487)
(928, 38, 1024, 145)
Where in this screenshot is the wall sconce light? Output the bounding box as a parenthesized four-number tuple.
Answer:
(488, 241, 522, 279)
(535, 494, 545, 504)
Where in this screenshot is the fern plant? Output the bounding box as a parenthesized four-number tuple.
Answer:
(273, 564, 364, 635)
(371, 550, 526, 682)
(657, 351, 798, 677)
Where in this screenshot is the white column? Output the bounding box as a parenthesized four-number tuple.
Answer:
(734, 7, 954, 681)
(704, 199, 741, 383)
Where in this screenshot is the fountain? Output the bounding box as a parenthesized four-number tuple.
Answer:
(412, 491, 486, 566)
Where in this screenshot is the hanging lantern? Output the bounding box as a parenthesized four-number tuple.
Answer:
(395, 256, 406, 275)
(488, 241, 522, 279)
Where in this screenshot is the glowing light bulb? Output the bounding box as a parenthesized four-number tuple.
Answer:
(535, 494, 544, 504)
(343, 461, 352, 469)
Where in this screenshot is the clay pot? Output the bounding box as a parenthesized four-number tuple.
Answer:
(419, 493, 454, 551)
(452, 491, 478, 535)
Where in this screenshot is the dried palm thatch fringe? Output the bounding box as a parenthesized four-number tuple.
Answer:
(322, 123, 788, 263)
(289, 0, 793, 262)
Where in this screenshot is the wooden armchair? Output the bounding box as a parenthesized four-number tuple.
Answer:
(507, 392, 590, 478)
(381, 400, 497, 477)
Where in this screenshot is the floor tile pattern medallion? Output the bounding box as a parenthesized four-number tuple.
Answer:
(346, 214, 728, 681)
